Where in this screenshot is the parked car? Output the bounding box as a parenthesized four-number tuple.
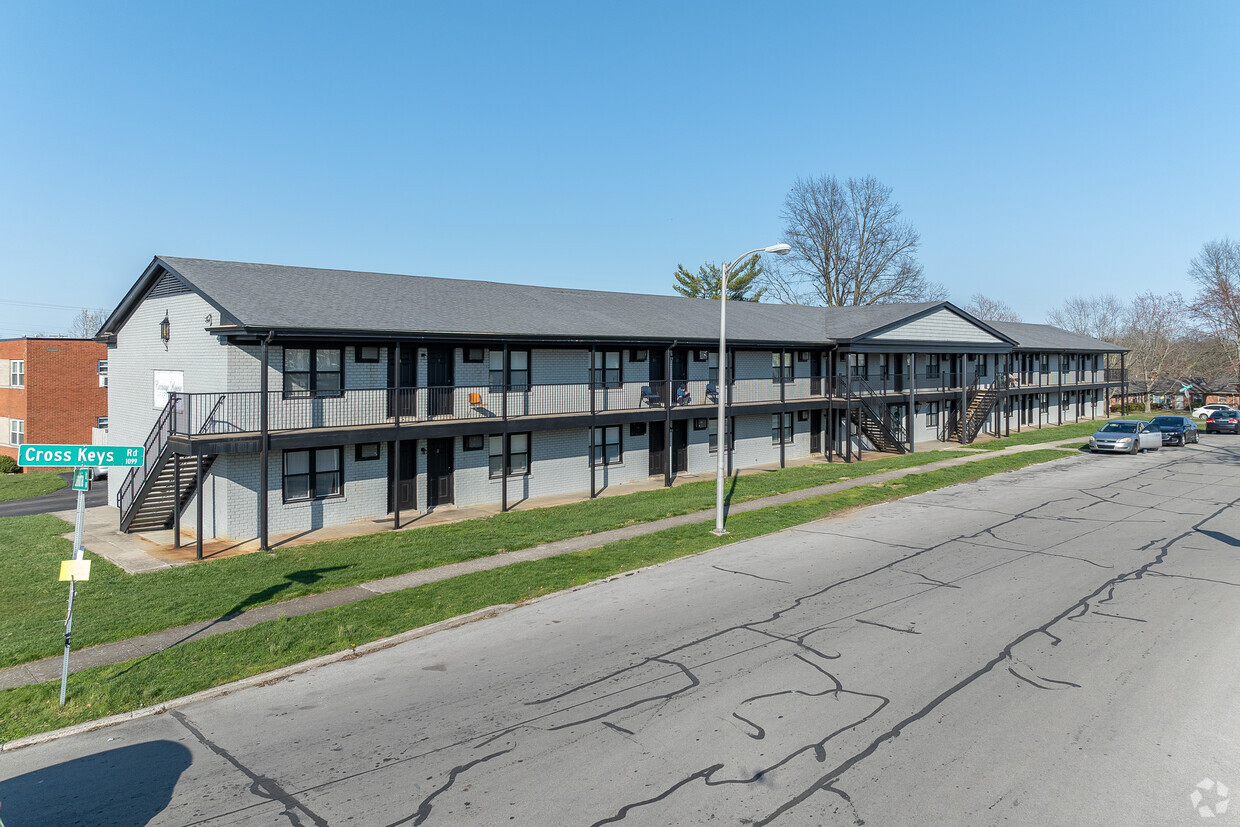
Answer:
(1088, 420, 1162, 454)
(1205, 410, 1240, 434)
(1192, 403, 1232, 419)
(1147, 415, 1200, 446)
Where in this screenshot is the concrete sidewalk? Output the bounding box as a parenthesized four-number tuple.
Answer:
(0, 440, 1083, 691)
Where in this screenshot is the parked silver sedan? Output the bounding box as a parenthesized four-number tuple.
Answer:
(1088, 420, 1162, 454)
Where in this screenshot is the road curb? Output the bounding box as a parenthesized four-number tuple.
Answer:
(0, 603, 515, 753)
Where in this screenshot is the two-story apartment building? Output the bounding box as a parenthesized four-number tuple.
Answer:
(0, 337, 109, 461)
(97, 257, 1127, 554)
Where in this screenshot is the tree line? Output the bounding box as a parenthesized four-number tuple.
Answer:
(672, 174, 1240, 406)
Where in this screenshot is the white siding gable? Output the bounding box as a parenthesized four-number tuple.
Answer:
(870, 309, 1003, 344)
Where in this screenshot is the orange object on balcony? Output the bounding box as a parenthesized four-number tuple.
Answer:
(469, 392, 482, 405)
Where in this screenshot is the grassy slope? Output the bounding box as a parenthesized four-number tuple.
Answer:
(0, 471, 67, 502)
(0, 449, 971, 668)
(0, 449, 1072, 742)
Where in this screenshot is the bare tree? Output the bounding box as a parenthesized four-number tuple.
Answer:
(68, 308, 107, 339)
(772, 175, 946, 306)
(963, 294, 1022, 322)
(1119, 292, 1186, 412)
(1045, 295, 1127, 343)
(1187, 237, 1240, 379)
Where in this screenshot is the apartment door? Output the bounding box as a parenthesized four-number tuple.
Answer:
(810, 354, 822, 395)
(948, 355, 961, 388)
(395, 440, 417, 510)
(648, 347, 667, 391)
(892, 353, 906, 393)
(672, 420, 688, 473)
(388, 344, 416, 418)
(810, 409, 822, 453)
(427, 346, 454, 418)
(648, 425, 666, 476)
(426, 438, 454, 506)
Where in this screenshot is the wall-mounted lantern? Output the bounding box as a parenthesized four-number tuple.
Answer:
(160, 311, 170, 350)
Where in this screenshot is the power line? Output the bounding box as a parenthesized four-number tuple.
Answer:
(0, 299, 110, 312)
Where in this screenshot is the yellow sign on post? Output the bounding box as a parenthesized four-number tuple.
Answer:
(59, 559, 91, 581)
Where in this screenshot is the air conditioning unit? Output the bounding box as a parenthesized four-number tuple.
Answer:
(99, 375, 108, 388)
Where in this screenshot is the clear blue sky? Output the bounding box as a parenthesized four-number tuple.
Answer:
(2, 1, 1237, 336)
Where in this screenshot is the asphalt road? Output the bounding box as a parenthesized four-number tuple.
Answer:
(2, 440, 1239, 826)
(0, 472, 107, 518)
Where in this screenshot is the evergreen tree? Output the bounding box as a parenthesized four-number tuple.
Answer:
(672, 255, 766, 301)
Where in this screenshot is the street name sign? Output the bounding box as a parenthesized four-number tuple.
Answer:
(18, 444, 144, 468)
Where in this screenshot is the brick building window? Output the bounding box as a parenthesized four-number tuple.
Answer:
(10, 360, 23, 388)
(98, 359, 108, 375)
(9, 419, 24, 446)
(592, 426, 622, 465)
(489, 433, 530, 478)
(282, 447, 343, 502)
(591, 351, 621, 388)
(284, 348, 343, 397)
(96, 416, 108, 429)
(489, 350, 530, 392)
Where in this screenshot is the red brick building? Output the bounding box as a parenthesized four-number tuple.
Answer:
(0, 338, 108, 461)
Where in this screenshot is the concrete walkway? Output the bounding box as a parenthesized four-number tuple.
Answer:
(0, 439, 1084, 691)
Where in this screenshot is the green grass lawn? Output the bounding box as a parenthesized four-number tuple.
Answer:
(0, 449, 974, 669)
(0, 470, 67, 502)
(0, 449, 1074, 742)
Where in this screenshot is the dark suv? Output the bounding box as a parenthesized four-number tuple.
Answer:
(1205, 410, 1240, 434)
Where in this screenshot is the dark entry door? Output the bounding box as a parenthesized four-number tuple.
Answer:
(389, 345, 416, 418)
(426, 438, 454, 506)
(948, 355, 960, 389)
(427, 347, 454, 417)
(672, 420, 688, 473)
(810, 353, 822, 395)
(649, 425, 666, 476)
(397, 440, 417, 510)
(671, 350, 688, 382)
(648, 348, 667, 385)
(892, 353, 905, 393)
(810, 410, 822, 453)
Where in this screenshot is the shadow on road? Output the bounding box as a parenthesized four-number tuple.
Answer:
(0, 740, 191, 826)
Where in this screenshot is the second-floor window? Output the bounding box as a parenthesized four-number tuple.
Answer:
(926, 354, 940, 378)
(97, 359, 108, 376)
(10, 360, 23, 388)
(592, 351, 621, 388)
(9, 419, 23, 445)
(96, 416, 108, 429)
(976, 355, 988, 377)
(489, 350, 530, 391)
(772, 352, 792, 382)
(849, 353, 868, 378)
(284, 348, 342, 397)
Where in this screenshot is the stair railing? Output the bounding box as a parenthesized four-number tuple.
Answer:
(849, 376, 907, 453)
(117, 394, 179, 521)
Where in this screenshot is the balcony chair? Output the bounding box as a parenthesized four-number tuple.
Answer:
(640, 385, 661, 406)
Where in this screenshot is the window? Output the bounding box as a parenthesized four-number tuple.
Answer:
(355, 443, 381, 461)
(97, 359, 108, 375)
(977, 355, 988, 377)
(849, 353, 868, 378)
(708, 418, 734, 453)
(772, 412, 793, 444)
(10, 360, 23, 388)
(489, 433, 530, 478)
(925, 354, 940, 378)
(489, 349, 530, 391)
(877, 353, 890, 380)
(9, 419, 24, 445)
(771, 352, 792, 382)
(464, 347, 485, 363)
(1040, 394, 1050, 414)
(1041, 357, 1050, 374)
(355, 346, 380, 363)
(592, 351, 621, 388)
(926, 402, 940, 426)
(592, 426, 622, 465)
(282, 447, 342, 502)
(708, 351, 731, 385)
(797, 410, 809, 421)
(284, 348, 342, 397)
(463, 434, 484, 451)
(96, 416, 108, 429)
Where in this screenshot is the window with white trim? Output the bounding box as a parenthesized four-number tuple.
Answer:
(9, 419, 23, 445)
(772, 412, 793, 444)
(97, 359, 108, 375)
(489, 433, 530, 478)
(10, 360, 24, 388)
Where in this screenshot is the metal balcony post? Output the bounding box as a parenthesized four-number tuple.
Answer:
(195, 452, 204, 561)
(259, 333, 270, 551)
(502, 343, 510, 512)
(589, 345, 596, 499)
(906, 352, 916, 453)
(393, 341, 401, 530)
(173, 454, 180, 549)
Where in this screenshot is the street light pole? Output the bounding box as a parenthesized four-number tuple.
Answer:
(714, 243, 791, 535)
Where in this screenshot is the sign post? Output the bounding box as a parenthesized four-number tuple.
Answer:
(20, 445, 142, 705)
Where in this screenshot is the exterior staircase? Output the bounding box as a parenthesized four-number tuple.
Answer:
(117, 394, 222, 533)
(950, 374, 1005, 444)
(843, 376, 907, 455)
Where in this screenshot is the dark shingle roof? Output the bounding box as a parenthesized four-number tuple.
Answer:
(155, 256, 833, 345)
(984, 321, 1124, 352)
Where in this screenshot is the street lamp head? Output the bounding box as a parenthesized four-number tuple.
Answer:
(765, 243, 792, 256)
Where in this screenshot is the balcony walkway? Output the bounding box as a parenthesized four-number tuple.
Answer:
(1, 435, 1087, 694)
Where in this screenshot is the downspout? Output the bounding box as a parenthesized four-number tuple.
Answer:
(259, 330, 273, 551)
